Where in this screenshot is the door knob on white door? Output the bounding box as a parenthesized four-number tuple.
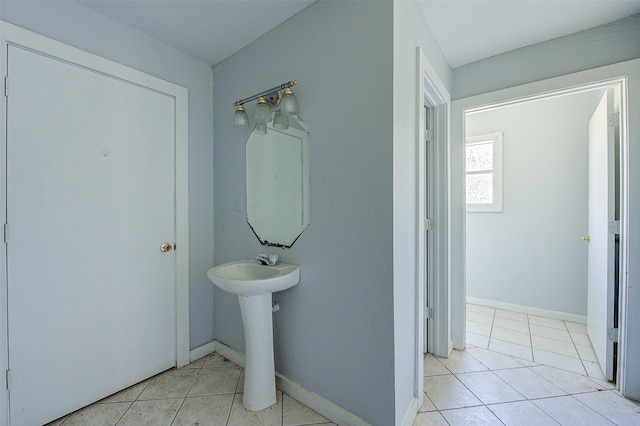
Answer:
(581, 236, 591, 242)
(160, 242, 174, 252)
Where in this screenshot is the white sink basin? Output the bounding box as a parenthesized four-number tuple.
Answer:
(207, 260, 299, 297)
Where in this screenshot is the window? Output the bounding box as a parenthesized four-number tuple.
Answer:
(466, 132, 503, 212)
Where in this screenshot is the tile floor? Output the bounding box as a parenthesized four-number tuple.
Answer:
(46, 353, 334, 426)
(415, 304, 640, 425)
(46, 304, 640, 425)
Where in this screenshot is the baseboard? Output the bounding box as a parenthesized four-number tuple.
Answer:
(214, 340, 368, 426)
(400, 397, 418, 426)
(189, 340, 216, 363)
(467, 297, 587, 324)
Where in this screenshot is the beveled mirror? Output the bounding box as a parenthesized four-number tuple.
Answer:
(246, 114, 310, 247)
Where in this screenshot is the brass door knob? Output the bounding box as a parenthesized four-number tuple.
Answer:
(160, 243, 173, 252)
(581, 236, 591, 242)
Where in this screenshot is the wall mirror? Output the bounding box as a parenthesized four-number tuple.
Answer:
(246, 113, 310, 248)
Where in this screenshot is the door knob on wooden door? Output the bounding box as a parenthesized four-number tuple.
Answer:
(160, 242, 174, 252)
(581, 236, 591, 242)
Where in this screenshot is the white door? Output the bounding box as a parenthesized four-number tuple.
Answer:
(587, 88, 617, 381)
(7, 45, 177, 425)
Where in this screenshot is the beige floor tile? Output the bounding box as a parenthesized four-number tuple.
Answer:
(227, 392, 283, 426)
(441, 406, 503, 426)
(583, 360, 606, 380)
(529, 365, 609, 394)
(188, 367, 242, 396)
(528, 315, 566, 330)
(565, 321, 588, 333)
(467, 320, 492, 336)
(488, 339, 533, 361)
(202, 353, 238, 369)
(456, 371, 524, 404)
(494, 309, 528, 323)
(236, 369, 245, 393)
(576, 344, 599, 362)
(466, 304, 495, 316)
(424, 375, 482, 410)
(282, 393, 329, 426)
(99, 380, 149, 403)
(532, 349, 586, 375)
(574, 390, 640, 425)
(424, 353, 451, 376)
(117, 398, 182, 426)
(494, 368, 565, 399)
(570, 331, 592, 346)
(488, 400, 558, 426)
(61, 402, 130, 426)
(530, 324, 571, 342)
(465, 347, 527, 370)
(172, 394, 234, 426)
(466, 331, 490, 349)
(467, 310, 494, 325)
(413, 411, 448, 426)
(138, 369, 198, 400)
(491, 326, 531, 347)
(181, 356, 207, 369)
(533, 395, 615, 425)
(418, 394, 437, 412)
(531, 334, 579, 358)
(437, 349, 488, 374)
(493, 317, 530, 333)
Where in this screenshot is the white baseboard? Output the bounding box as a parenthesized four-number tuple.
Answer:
(189, 340, 216, 363)
(400, 397, 418, 426)
(467, 297, 587, 324)
(214, 341, 368, 426)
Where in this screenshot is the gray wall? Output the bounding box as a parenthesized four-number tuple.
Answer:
(466, 92, 599, 316)
(212, 2, 395, 424)
(0, 1, 216, 348)
(453, 14, 640, 100)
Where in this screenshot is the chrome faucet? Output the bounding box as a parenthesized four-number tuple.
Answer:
(255, 254, 279, 266)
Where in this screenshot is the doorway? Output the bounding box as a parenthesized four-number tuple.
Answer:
(462, 83, 622, 382)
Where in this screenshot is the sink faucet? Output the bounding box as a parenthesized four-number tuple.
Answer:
(255, 254, 279, 266)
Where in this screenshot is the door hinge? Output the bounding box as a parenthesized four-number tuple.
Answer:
(608, 112, 620, 127)
(425, 307, 433, 320)
(3, 223, 8, 244)
(5, 369, 11, 390)
(3, 76, 8, 97)
(425, 129, 434, 143)
(609, 220, 621, 235)
(425, 218, 434, 231)
(608, 327, 619, 343)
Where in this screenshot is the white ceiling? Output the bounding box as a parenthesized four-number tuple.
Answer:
(77, 0, 640, 68)
(418, 0, 640, 68)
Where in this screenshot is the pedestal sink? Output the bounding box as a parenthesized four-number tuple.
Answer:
(207, 260, 300, 411)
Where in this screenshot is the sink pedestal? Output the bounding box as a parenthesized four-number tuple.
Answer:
(238, 293, 276, 411)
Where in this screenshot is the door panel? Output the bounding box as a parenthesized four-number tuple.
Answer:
(7, 46, 176, 425)
(587, 88, 616, 381)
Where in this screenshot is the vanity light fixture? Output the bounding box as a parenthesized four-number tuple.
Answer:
(232, 80, 299, 132)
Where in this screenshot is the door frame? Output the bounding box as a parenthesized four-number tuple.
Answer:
(415, 47, 451, 406)
(0, 21, 190, 426)
(450, 59, 640, 397)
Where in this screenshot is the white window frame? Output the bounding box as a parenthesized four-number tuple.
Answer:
(465, 132, 503, 212)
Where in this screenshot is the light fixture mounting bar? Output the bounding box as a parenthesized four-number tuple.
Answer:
(232, 80, 298, 107)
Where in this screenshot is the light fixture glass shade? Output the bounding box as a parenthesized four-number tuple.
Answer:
(254, 122, 267, 135)
(254, 97, 272, 123)
(233, 105, 249, 128)
(280, 88, 299, 116)
(273, 111, 289, 130)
